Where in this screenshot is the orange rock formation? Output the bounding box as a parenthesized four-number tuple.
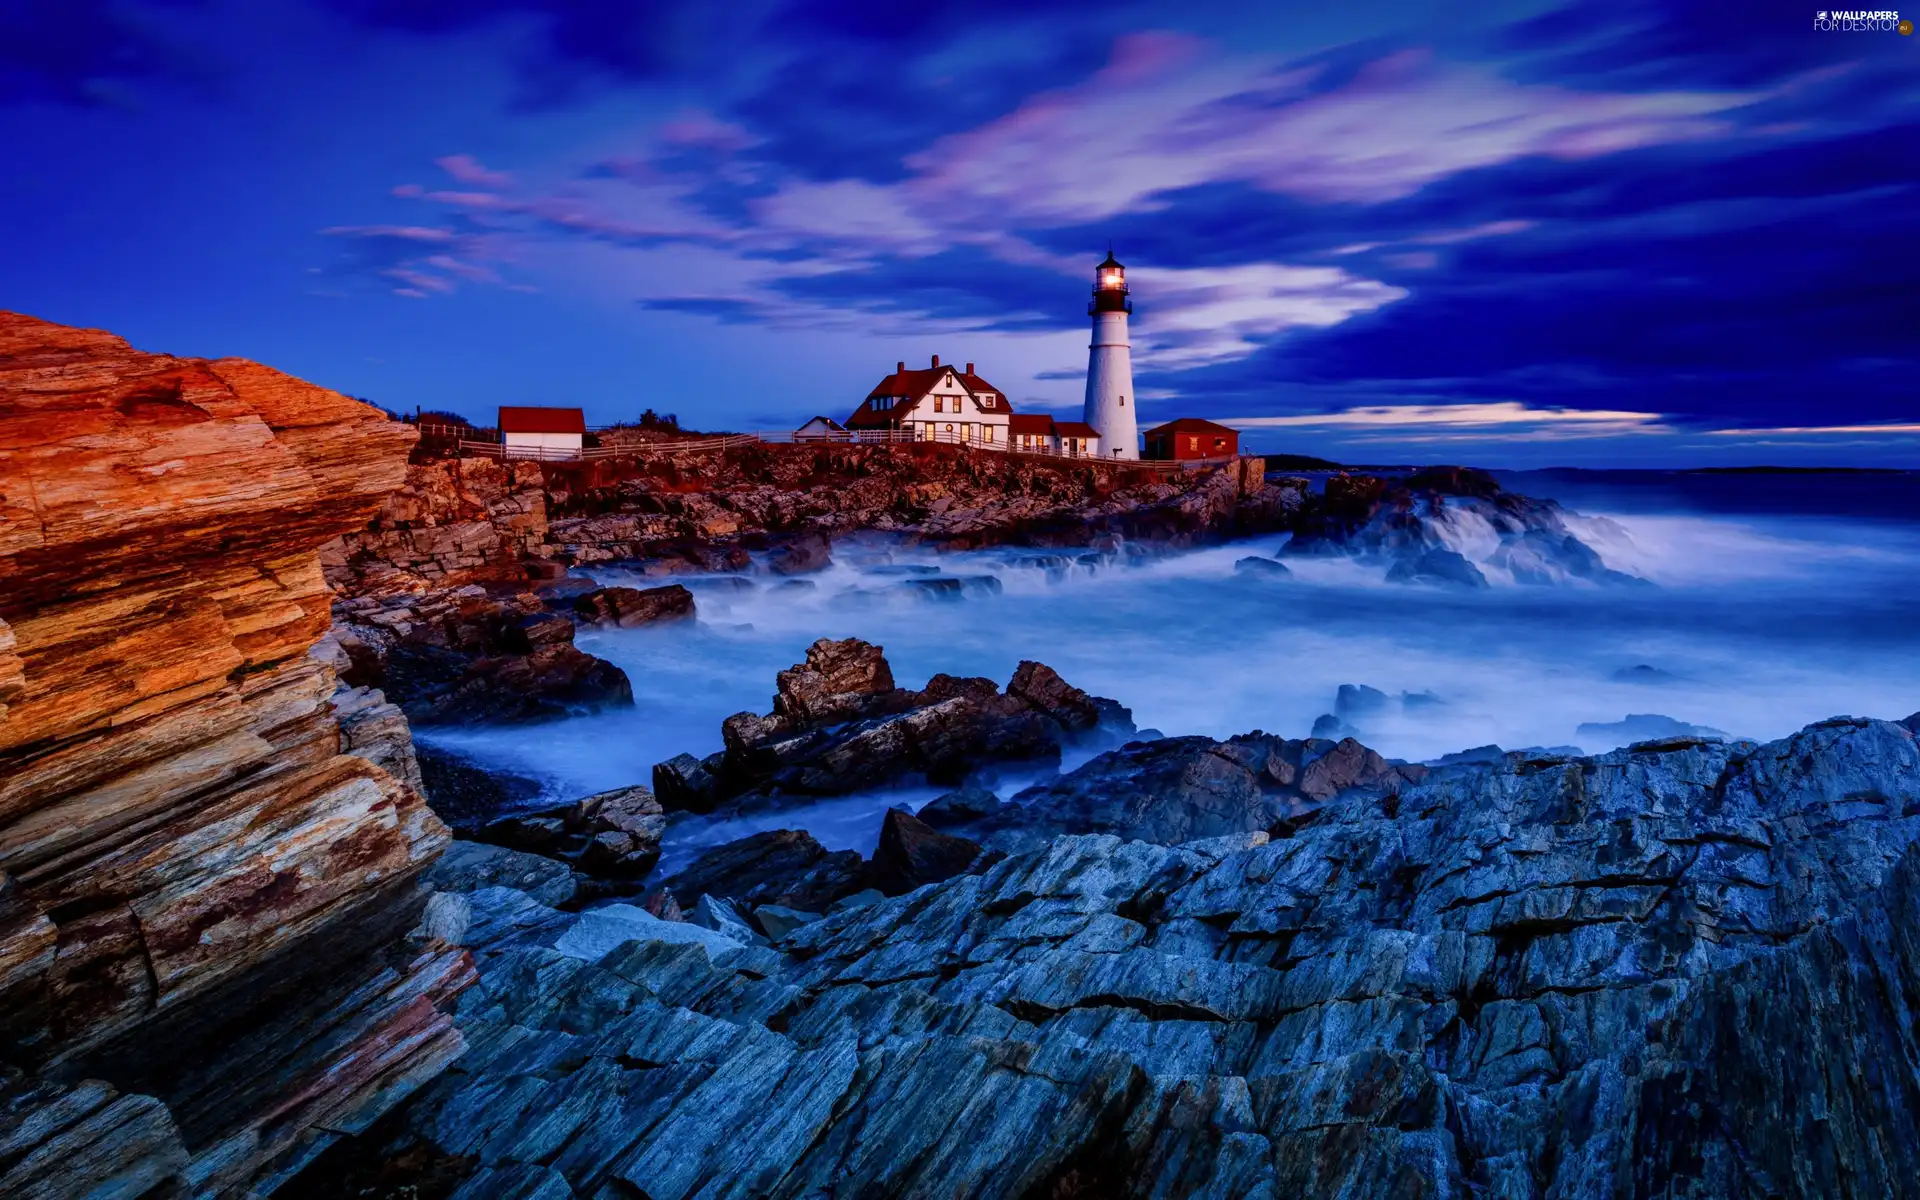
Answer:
(0, 312, 468, 1194)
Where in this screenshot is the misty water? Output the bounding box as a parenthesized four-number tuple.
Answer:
(419, 471, 1920, 874)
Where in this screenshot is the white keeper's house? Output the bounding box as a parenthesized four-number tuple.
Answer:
(847, 356, 1011, 445)
(844, 355, 1103, 456)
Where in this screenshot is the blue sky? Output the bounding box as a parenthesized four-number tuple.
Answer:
(2, 0, 1915, 466)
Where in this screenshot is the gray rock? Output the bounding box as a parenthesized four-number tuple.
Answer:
(474, 784, 666, 884)
(1612, 663, 1680, 684)
(449, 1162, 575, 1200)
(372, 715, 1920, 1200)
(0, 1073, 189, 1200)
(661, 829, 867, 912)
(1334, 683, 1390, 720)
(1576, 712, 1729, 747)
(691, 894, 766, 945)
(418, 891, 473, 947)
(767, 533, 833, 575)
(1385, 546, 1489, 588)
(429, 839, 579, 909)
(915, 786, 1005, 828)
(1232, 555, 1292, 578)
(1308, 713, 1355, 740)
(828, 888, 886, 914)
(551, 903, 744, 963)
(751, 905, 821, 941)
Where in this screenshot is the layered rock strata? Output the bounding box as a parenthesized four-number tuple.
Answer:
(378, 714, 1920, 1197)
(0, 313, 467, 1193)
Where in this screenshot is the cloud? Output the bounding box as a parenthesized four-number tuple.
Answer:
(1705, 423, 1920, 438)
(903, 37, 1757, 224)
(1126, 263, 1407, 369)
(318, 223, 511, 297)
(436, 153, 513, 188)
(311, 9, 1919, 444)
(1223, 401, 1672, 442)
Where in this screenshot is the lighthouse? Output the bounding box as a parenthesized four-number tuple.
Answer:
(1082, 250, 1139, 459)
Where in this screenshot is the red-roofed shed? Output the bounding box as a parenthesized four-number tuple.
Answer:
(1144, 417, 1238, 461)
(499, 406, 586, 457)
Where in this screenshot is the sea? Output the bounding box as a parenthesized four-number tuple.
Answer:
(418, 468, 1920, 872)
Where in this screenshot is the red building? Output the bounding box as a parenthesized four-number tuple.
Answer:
(1143, 417, 1239, 461)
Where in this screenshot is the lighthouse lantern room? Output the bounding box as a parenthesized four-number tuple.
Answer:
(1082, 250, 1140, 459)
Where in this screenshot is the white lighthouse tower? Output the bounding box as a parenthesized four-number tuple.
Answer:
(1082, 249, 1139, 459)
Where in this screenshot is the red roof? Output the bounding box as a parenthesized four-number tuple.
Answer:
(853, 362, 1013, 428)
(957, 372, 1005, 407)
(1144, 417, 1236, 437)
(499, 406, 586, 435)
(846, 396, 918, 430)
(1008, 413, 1055, 436)
(1053, 421, 1099, 439)
(866, 366, 951, 401)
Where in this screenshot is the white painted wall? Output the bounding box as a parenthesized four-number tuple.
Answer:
(503, 431, 583, 455)
(901, 370, 1010, 443)
(1083, 310, 1139, 459)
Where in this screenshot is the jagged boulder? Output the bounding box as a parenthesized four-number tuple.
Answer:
(337, 586, 635, 726)
(949, 731, 1416, 855)
(572, 583, 695, 628)
(476, 784, 666, 883)
(767, 532, 833, 575)
(868, 809, 989, 896)
(772, 636, 900, 726)
(661, 829, 867, 911)
(656, 639, 1133, 813)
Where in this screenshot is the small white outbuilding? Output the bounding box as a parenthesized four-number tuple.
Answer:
(498, 406, 586, 459)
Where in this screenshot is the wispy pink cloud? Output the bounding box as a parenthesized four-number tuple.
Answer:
(436, 153, 513, 189)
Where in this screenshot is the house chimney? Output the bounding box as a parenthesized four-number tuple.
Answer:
(965, 362, 974, 375)
(896, 360, 905, 373)
(931, 354, 940, 368)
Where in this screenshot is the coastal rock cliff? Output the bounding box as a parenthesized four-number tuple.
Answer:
(326, 445, 1302, 595)
(0, 313, 468, 1194)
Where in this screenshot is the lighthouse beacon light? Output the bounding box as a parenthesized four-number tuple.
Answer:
(1082, 249, 1140, 459)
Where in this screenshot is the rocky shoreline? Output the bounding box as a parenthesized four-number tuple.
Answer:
(316, 703, 1920, 1199)
(9, 311, 1916, 1199)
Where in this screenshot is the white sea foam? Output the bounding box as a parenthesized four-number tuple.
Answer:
(417, 508, 1920, 866)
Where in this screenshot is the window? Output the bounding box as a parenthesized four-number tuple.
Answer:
(1119, 395, 1125, 407)
(984, 426, 994, 442)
